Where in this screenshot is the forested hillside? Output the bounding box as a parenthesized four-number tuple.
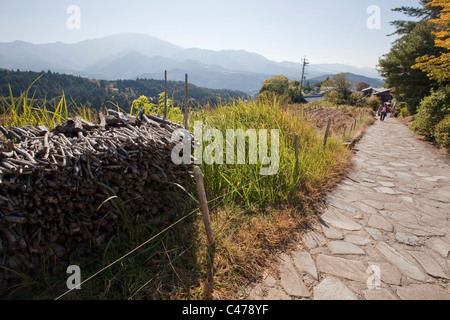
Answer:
(0, 69, 247, 111)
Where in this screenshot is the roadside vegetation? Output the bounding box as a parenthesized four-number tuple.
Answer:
(378, 0, 450, 152)
(1, 73, 374, 299)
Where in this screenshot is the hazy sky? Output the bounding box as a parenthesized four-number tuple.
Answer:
(0, 0, 420, 68)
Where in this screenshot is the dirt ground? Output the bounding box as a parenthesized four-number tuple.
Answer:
(289, 104, 375, 136)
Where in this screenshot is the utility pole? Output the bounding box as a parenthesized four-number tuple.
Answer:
(299, 56, 309, 94)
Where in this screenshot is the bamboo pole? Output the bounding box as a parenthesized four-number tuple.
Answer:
(294, 134, 299, 174)
(164, 70, 168, 119)
(194, 167, 215, 247)
(184, 74, 189, 130)
(323, 118, 332, 147)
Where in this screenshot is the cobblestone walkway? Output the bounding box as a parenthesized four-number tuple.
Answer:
(247, 116, 450, 300)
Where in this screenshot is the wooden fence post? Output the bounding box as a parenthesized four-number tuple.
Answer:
(294, 134, 299, 174)
(323, 118, 332, 147)
(164, 70, 168, 119)
(342, 125, 347, 139)
(184, 74, 189, 130)
(194, 167, 215, 247)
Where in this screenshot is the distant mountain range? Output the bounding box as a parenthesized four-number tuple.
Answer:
(0, 32, 384, 94)
(307, 73, 384, 88)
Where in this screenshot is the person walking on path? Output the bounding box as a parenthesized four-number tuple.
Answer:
(380, 103, 388, 121)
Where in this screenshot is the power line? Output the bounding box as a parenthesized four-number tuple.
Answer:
(299, 56, 309, 94)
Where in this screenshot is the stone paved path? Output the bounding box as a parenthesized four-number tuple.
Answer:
(246, 116, 450, 300)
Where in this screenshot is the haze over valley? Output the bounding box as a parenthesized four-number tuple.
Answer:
(0, 33, 384, 94)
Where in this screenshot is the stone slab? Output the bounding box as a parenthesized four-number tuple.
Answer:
(408, 250, 449, 279)
(316, 254, 367, 283)
(378, 181, 395, 187)
(396, 284, 450, 300)
(353, 202, 378, 215)
(321, 210, 363, 231)
(280, 254, 311, 298)
(365, 227, 390, 242)
(380, 170, 396, 179)
(327, 198, 356, 214)
(328, 241, 365, 255)
(321, 223, 344, 240)
(376, 242, 427, 282)
(376, 187, 397, 195)
(291, 251, 318, 280)
(368, 215, 394, 232)
(390, 211, 420, 224)
(400, 196, 414, 203)
(302, 230, 327, 250)
(339, 185, 357, 191)
(425, 237, 449, 258)
(397, 171, 414, 181)
(367, 261, 402, 286)
(329, 191, 345, 199)
(263, 275, 277, 288)
(395, 232, 423, 247)
(345, 234, 372, 246)
(313, 277, 358, 300)
(265, 287, 291, 300)
(362, 200, 384, 210)
(395, 220, 445, 237)
(363, 288, 398, 300)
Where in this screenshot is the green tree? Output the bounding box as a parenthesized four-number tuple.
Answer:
(412, 0, 450, 84)
(323, 73, 354, 105)
(389, 0, 441, 36)
(260, 75, 290, 96)
(131, 93, 183, 124)
(410, 86, 450, 140)
(355, 82, 370, 92)
(259, 75, 302, 103)
(378, 21, 440, 113)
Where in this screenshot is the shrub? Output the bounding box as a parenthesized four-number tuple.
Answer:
(400, 107, 410, 117)
(349, 93, 364, 107)
(259, 76, 302, 103)
(130, 93, 183, 124)
(260, 75, 289, 96)
(365, 96, 381, 111)
(435, 114, 450, 150)
(396, 102, 410, 117)
(323, 90, 343, 105)
(411, 86, 450, 139)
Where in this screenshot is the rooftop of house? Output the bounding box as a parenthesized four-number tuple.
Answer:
(362, 87, 393, 95)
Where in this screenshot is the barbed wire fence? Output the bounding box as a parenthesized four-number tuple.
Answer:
(54, 168, 270, 300)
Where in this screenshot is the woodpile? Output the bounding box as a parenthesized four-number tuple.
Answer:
(0, 110, 194, 291)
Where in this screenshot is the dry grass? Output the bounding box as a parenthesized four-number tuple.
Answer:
(1, 91, 368, 300)
(201, 167, 353, 300)
(187, 101, 366, 300)
(192, 134, 354, 300)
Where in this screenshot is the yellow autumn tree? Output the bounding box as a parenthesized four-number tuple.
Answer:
(412, 0, 450, 83)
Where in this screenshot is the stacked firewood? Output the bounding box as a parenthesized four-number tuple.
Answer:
(0, 110, 194, 290)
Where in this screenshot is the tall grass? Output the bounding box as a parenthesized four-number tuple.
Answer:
(185, 96, 354, 298)
(1, 79, 96, 129)
(1, 84, 361, 300)
(191, 95, 350, 209)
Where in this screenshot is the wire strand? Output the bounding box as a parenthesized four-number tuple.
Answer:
(55, 173, 269, 300)
(54, 207, 199, 300)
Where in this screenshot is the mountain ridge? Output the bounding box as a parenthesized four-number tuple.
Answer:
(0, 32, 383, 93)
